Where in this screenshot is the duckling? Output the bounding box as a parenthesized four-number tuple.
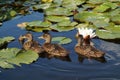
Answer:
(18, 32, 45, 54)
(75, 34, 105, 58)
(39, 33, 69, 57)
(75, 28, 105, 58)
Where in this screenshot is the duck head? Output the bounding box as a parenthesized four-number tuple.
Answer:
(77, 27, 96, 45)
(22, 32, 33, 41)
(39, 33, 51, 43)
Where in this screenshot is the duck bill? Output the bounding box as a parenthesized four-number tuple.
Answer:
(38, 36, 44, 39)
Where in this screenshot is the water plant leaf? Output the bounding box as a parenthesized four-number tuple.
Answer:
(96, 24, 120, 39)
(27, 20, 51, 27)
(94, 2, 118, 12)
(0, 48, 39, 69)
(52, 37, 72, 44)
(33, 3, 51, 10)
(41, 0, 53, 3)
(87, 0, 107, 4)
(96, 29, 120, 39)
(0, 36, 15, 49)
(10, 10, 17, 17)
(62, 0, 78, 11)
(45, 7, 73, 16)
(50, 24, 75, 32)
(111, 15, 120, 24)
(45, 15, 70, 22)
(74, 11, 110, 27)
(26, 27, 51, 32)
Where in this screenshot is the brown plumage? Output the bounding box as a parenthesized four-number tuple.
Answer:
(18, 32, 45, 54)
(75, 35, 105, 58)
(39, 33, 69, 57)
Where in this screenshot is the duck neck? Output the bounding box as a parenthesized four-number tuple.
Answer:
(45, 36, 51, 44)
(83, 35, 90, 46)
(76, 35, 83, 46)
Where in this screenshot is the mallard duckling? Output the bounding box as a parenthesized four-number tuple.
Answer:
(18, 32, 44, 54)
(75, 28, 105, 58)
(39, 33, 69, 57)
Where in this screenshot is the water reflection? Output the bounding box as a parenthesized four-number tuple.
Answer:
(78, 54, 106, 63)
(39, 52, 71, 62)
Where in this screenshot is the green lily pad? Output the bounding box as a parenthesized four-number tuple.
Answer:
(24, 20, 52, 32)
(52, 37, 72, 44)
(87, 0, 107, 4)
(27, 20, 52, 27)
(50, 24, 75, 32)
(96, 29, 120, 39)
(26, 27, 51, 32)
(94, 2, 118, 12)
(111, 15, 120, 24)
(33, 3, 51, 10)
(45, 15, 70, 22)
(74, 11, 110, 27)
(10, 10, 17, 17)
(0, 36, 15, 49)
(62, 0, 78, 11)
(109, 8, 120, 16)
(0, 48, 39, 69)
(44, 7, 73, 16)
(96, 24, 120, 39)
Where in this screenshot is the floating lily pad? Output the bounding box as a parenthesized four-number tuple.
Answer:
(45, 15, 70, 22)
(27, 20, 51, 27)
(74, 11, 110, 27)
(50, 24, 75, 32)
(111, 15, 120, 24)
(52, 37, 72, 44)
(87, 0, 107, 4)
(26, 27, 51, 32)
(33, 3, 51, 10)
(45, 7, 73, 16)
(62, 0, 77, 11)
(96, 24, 120, 39)
(0, 48, 39, 69)
(0, 36, 15, 49)
(94, 2, 118, 12)
(19, 21, 52, 32)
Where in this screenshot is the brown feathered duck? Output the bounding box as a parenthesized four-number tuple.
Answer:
(75, 28, 105, 58)
(39, 32, 69, 57)
(18, 32, 45, 54)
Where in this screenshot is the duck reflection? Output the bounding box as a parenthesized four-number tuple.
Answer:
(78, 54, 106, 63)
(39, 52, 71, 62)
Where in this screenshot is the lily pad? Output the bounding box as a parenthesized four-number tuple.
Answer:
(44, 7, 73, 16)
(0, 48, 39, 69)
(96, 24, 120, 39)
(74, 11, 110, 27)
(45, 15, 70, 22)
(33, 3, 51, 10)
(52, 37, 72, 44)
(111, 15, 120, 24)
(96, 29, 120, 39)
(27, 20, 51, 27)
(87, 0, 107, 4)
(0, 36, 15, 49)
(62, 0, 78, 11)
(50, 24, 75, 32)
(26, 27, 51, 32)
(94, 2, 118, 12)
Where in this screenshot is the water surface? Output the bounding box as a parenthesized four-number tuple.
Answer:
(0, 12, 120, 80)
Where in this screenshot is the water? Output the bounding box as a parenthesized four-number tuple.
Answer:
(0, 12, 120, 80)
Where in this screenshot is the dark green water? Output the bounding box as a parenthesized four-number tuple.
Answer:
(0, 12, 120, 80)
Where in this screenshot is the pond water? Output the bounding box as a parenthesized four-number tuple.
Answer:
(0, 12, 120, 80)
